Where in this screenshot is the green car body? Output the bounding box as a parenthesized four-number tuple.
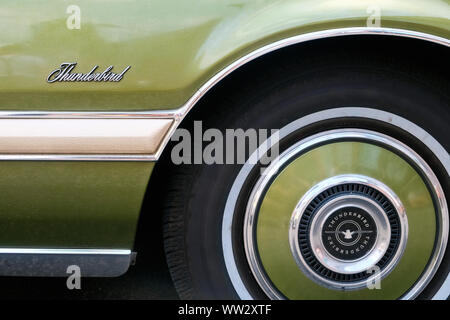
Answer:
(2, 0, 449, 111)
(0, 0, 448, 278)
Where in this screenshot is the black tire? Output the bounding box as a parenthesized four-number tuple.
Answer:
(160, 37, 449, 299)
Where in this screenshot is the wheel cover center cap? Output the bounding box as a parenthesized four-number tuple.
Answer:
(289, 175, 408, 290)
(322, 206, 377, 260)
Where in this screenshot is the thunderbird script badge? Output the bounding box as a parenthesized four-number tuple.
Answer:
(47, 62, 131, 83)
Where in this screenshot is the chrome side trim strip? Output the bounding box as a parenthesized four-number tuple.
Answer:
(0, 248, 131, 255)
(0, 118, 173, 160)
(0, 110, 179, 119)
(0, 27, 447, 161)
(0, 249, 131, 277)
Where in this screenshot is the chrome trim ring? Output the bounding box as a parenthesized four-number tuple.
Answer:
(289, 175, 408, 290)
(223, 110, 449, 300)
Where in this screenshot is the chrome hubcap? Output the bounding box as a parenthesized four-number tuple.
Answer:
(289, 175, 407, 290)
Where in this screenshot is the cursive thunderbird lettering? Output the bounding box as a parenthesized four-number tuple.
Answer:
(47, 62, 131, 83)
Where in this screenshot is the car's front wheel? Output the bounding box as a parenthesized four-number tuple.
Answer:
(162, 53, 449, 299)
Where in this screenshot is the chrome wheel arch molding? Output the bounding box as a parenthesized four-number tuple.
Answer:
(0, 27, 448, 161)
(222, 108, 449, 300)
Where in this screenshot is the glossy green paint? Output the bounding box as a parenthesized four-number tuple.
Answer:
(0, 1, 447, 252)
(257, 142, 436, 299)
(0, 162, 153, 248)
(0, 0, 449, 111)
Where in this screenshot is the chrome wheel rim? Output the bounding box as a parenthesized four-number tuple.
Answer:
(222, 108, 449, 300)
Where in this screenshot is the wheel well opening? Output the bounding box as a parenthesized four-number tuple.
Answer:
(180, 34, 448, 126)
